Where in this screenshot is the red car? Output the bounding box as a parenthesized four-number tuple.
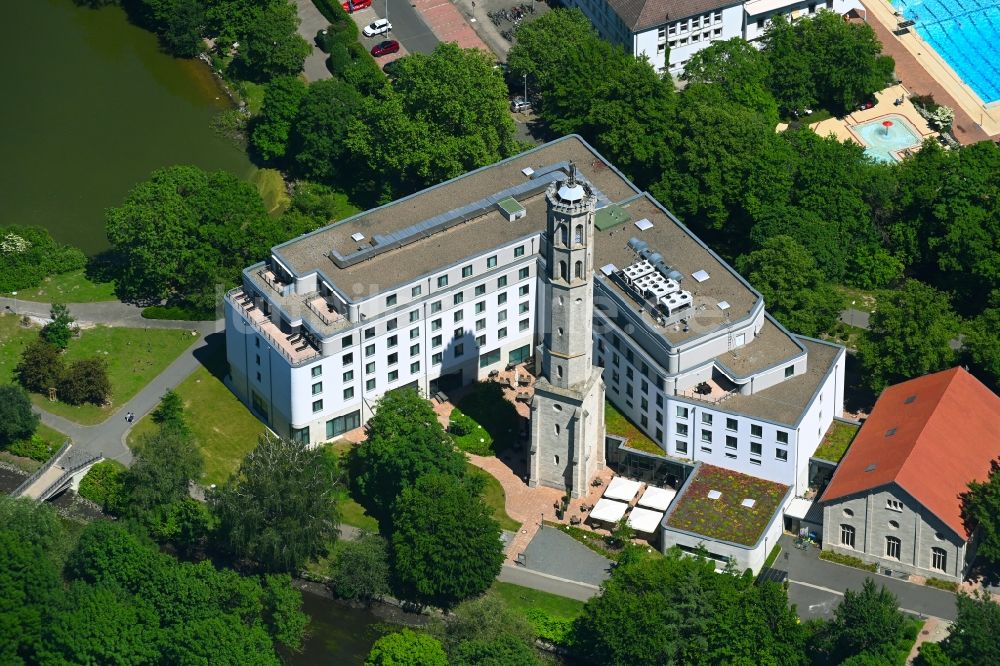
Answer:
(371, 40, 400, 57)
(342, 0, 371, 12)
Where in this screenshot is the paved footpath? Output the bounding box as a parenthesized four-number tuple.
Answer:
(2, 296, 222, 466)
(294, 0, 334, 81)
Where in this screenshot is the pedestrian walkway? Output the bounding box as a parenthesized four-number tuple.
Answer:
(293, 0, 334, 81)
(521, 525, 613, 587)
(410, 0, 491, 53)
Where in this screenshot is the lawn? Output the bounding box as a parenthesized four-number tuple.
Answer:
(467, 462, 521, 531)
(252, 168, 290, 217)
(29, 325, 199, 425)
(604, 399, 662, 455)
(814, 420, 860, 463)
(325, 440, 381, 533)
(19, 269, 117, 303)
(128, 345, 265, 486)
(491, 581, 585, 620)
(452, 382, 522, 454)
(665, 464, 788, 546)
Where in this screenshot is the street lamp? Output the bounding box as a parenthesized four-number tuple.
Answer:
(523, 72, 528, 102)
(11, 291, 16, 315)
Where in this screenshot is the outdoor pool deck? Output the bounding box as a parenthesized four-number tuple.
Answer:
(862, 0, 1000, 142)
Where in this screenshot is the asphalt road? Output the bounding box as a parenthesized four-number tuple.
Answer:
(365, 0, 438, 55)
(498, 564, 599, 602)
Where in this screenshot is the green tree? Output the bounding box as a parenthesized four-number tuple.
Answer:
(966, 306, 1000, 388)
(0, 384, 38, 447)
(0, 531, 63, 665)
(288, 78, 364, 183)
(152, 388, 187, 430)
(0, 225, 86, 293)
(960, 458, 1000, 566)
(261, 573, 309, 651)
(823, 578, 905, 662)
(58, 356, 111, 405)
(212, 433, 340, 572)
(857, 280, 959, 392)
(364, 629, 448, 666)
(391, 472, 504, 609)
(105, 165, 276, 310)
(77, 459, 127, 513)
(120, 423, 204, 521)
(452, 634, 539, 666)
(40, 303, 75, 349)
(736, 235, 843, 336)
(432, 591, 536, 654)
(761, 15, 816, 116)
(937, 591, 1000, 666)
(0, 497, 75, 566)
(683, 38, 778, 124)
(916, 642, 956, 666)
(234, 2, 311, 81)
(14, 339, 64, 394)
(347, 43, 517, 200)
(251, 75, 308, 162)
(350, 388, 467, 523)
(327, 531, 391, 602)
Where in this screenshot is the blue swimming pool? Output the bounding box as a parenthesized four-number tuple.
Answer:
(893, 0, 1000, 104)
(852, 114, 922, 162)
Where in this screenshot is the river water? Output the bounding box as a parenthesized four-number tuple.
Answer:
(1, 0, 254, 254)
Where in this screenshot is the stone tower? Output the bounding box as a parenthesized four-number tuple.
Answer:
(528, 167, 606, 498)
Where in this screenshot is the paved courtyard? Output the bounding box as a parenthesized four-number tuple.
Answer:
(521, 524, 613, 587)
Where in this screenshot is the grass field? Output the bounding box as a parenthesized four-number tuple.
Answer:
(252, 168, 291, 217)
(467, 462, 521, 531)
(128, 345, 265, 485)
(19, 269, 117, 303)
(604, 400, 661, 455)
(491, 581, 585, 620)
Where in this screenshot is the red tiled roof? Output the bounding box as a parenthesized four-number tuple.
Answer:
(821, 368, 1000, 539)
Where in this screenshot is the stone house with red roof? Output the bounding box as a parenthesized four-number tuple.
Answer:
(820, 367, 1000, 582)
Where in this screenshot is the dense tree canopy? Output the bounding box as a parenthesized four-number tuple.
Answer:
(251, 75, 308, 161)
(0, 225, 86, 292)
(960, 458, 1000, 567)
(14, 339, 64, 394)
(929, 591, 1000, 666)
(0, 385, 38, 447)
(811, 578, 906, 664)
(327, 531, 391, 602)
(364, 629, 448, 666)
(233, 2, 311, 81)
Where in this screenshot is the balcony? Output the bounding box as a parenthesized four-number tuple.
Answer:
(306, 295, 345, 327)
(258, 268, 290, 296)
(229, 290, 320, 366)
(677, 376, 736, 405)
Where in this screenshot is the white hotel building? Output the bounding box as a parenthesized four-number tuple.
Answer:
(561, 0, 861, 76)
(225, 136, 844, 499)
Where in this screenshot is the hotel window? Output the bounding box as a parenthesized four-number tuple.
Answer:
(386, 294, 397, 307)
(519, 319, 529, 331)
(626, 367, 634, 380)
(518, 267, 529, 280)
(387, 335, 397, 348)
(343, 387, 354, 400)
(498, 292, 507, 305)
(885, 536, 901, 560)
(476, 335, 486, 347)
(386, 318, 397, 331)
(676, 440, 688, 454)
(341, 335, 353, 349)
(431, 300, 442, 313)
(776, 448, 788, 461)
(750, 442, 762, 455)
(387, 353, 398, 366)
(776, 430, 789, 444)
(409, 309, 419, 323)
(487, 255, 497, 268)
(475, 285, 486, 297)
(886, 499, 903, 512)
(519, 285, 529, 296)
(713, 27, 722, 36)
(676, 406, 688, 418)
(410, 327, 419, 339)
(365, 327, 375, 340)
(498, 310, 507, 322)
(668, 24, 676, 35)
(656, 411, 663, 424)
(757, 18, 764, 28)
(725, 436, 737, 450)
(342, 370, 353, 382)
(701, 446, 712, 454)
(476, 318, 486, 331)
(455, 344, 464, 357)
(342, 352, 353, 366)
(701, 429, 712, 443)
(454, 327, 464, 339)
(311, 365, 323, 378)
(641, 397, 648, 411)
(454, 311, 464, 323)
(312, 399, 323, 413)
(432, 352, 442, 365)
(612, 371, 620, 384)
(411, 285, 422, 297)
(750, 458, 761, 465)
(931, 547, 947, 572)
(475, 301, 485, 314)
(437, 275, 448, 288)
(366, 379, 376, 391)
(498, 275, 508, 288)
(655, 394, 663, 408)
(713, 10, 721, 21)
(410, 361, 420, 373)
(726, 418, 738, 431)
(365, 344, 375, 358)
(676, 423, 688, 436)
(312, 382, 322, 395)
(388, 370, 398, 383)
(498, 327, 507, 339)
(641, 415, 648, 427)
(454, 292, 464, 305)
(658, 27, 666, 39)
(514, 245, 525, 257)
(327, 410, 361, 438)
(519, 302, 529, 314)
(365, 362, 376, 375)
(841, 524, 856, 548)
(410, 343, 420, 357)
(255, 372, 261, 382)
(701, 413, 712, 425)
(809, 3, 816, 12)
(432, 335, 442, 348)
(751, 424, 763, 437)
(431, 318, 442, 331)
(462, 265, 473, 278)
(626, 384, 634, 398)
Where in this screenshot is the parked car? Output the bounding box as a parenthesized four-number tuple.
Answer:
(510, 96, 531, 113)
(342, 0, 372, 11)
(362, 19, 392, 37)
(371, 40, 400, 57)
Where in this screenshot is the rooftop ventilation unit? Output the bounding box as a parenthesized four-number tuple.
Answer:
(497, 197, 526, 222)
(707, 490, 722, 500)
(351, 232, 366, 242)
(692, 269, 710, 282)
(741, 498, 756, 508)
(521, 167, 535, 177)
(626, 237, 649, 255)
(634, 218, 654, 231)
(717, 301, 730, 310)
(599, 264, 617, 276)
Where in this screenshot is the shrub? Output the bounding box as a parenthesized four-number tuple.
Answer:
(59, 357, 111, 405)
(819, 549, 878, 572)
(7, 434, 57, 462)
(40, 304, 76, 350)
(0, 384, 38, 446)
(15, 339, 65, 394)
(78, 460, 126, 512)
(449, 410, 477, 436)
(524, 608, 574, 645)
(0, 225, 86, 292)
(327, 532, 390, 602)
(924, 577, 958, 592)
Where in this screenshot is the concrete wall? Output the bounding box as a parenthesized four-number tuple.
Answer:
(822, 485, 969, 581)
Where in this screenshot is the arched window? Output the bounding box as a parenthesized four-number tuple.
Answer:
(574, 224, 583, 245)
(554, 424, 560, 436)
(556, 365, 563, 379)
(931, 547, 947, 571)
(558, 224, 568, 246)
(559, 261, 568, 281)
(840, 524, 855, 548)
(575, 261, 583, 279)
(885, 536, 901, 559)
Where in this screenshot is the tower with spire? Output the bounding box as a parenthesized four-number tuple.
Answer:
(528, 166, 606, 498)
